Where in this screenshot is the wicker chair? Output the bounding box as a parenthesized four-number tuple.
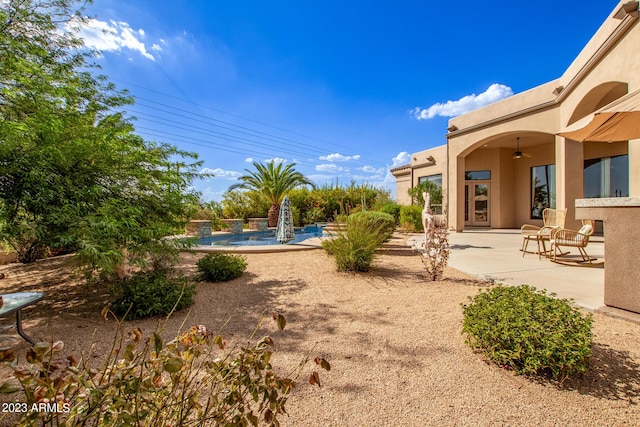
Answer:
(520, 208, 567, 259)
(549, 220, 596, 264)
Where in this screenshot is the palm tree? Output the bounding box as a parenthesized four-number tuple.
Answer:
(229, 161, 316, 227)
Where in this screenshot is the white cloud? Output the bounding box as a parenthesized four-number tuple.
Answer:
(73, 18, 157, 60)
(392, 151, 411, 166)
(245, 157, 254, 163)
(316, 164, 349, 173)
(200, 167, 242, 179)
(411, 83, 514, 120)
(319, 153, 361, 162)
(359, 165, 385, 174)
(198, 187, 225, 202)
(265, 157, 287, 164)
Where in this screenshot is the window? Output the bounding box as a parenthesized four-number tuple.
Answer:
(531, 165, 556, 219)
(418, 174, 442, 187)
(465, 170, 491, 180)
(416, 174, 442, 214)
(584, 154, 628, 198)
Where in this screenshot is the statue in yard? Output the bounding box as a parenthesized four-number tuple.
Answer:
(422, 191, 435, 250)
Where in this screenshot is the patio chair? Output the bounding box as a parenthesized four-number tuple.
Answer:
(520, 208, 567, 259)
(549, 220, 596, 264)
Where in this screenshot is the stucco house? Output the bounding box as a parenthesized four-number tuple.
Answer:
(392, 0, 639, 233)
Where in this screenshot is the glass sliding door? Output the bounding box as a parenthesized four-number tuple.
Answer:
(531, 164, 556, 219)
(584, 154, 629, 198)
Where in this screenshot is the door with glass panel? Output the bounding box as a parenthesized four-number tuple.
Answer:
(464, 182, 490, 226)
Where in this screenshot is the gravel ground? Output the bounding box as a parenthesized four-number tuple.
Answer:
(1, 234, 639, 426)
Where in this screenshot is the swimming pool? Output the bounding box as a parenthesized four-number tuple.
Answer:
(199, 225, 324, 247)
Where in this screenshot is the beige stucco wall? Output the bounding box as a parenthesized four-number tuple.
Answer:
(411, 145, 447, 187)
(392, 145, 447, 206)
(576, 200, 640, 313)
(393, 168, 412, 205)
(444, 1, 639, 231)
(448, 81, 559, 132)
(395, 1, 639, 231)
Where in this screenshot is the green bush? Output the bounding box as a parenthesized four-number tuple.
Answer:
(111, 270, 195, 319)
(461, 285, 593, 381)
(408, 180, 442, 207)
(399, 205, 424, 232)
(303, 206, 326, 224)
(347, 211, 395, 242)
(221, 190, 269, 221)
(379, 202, 401, 224)
(197, 253, 248, 282)
(288, 183, 391, 224)
(322, 215, 388, 272)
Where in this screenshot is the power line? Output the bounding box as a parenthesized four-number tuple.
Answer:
(129, 108, 330, 161)
(114, 78, 375, 154)
(136, 127, 321, 169)
(111, 79, 390, 168)
(128, 97, 388, 168)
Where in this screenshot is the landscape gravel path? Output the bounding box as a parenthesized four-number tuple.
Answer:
(1, 234, 639, 426)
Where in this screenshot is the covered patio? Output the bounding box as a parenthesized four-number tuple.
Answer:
(408, 229, 639, 323)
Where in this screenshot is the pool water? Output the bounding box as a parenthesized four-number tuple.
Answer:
(199, 226, 324, 247)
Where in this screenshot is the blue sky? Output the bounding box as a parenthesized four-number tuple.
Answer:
(77, 0, 619, 201)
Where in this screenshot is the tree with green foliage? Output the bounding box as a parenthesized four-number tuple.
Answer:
(220, 189, 269, 221)
(408, 180, 443, 208)
(229, 161, 315, 227)
(0, 0, 203, 278)
(287, 182, 391, 224)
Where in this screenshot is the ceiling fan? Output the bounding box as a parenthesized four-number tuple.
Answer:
(513, 137, 532, 159)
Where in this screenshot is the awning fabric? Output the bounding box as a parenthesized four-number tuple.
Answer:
(558, 88, 640, 142)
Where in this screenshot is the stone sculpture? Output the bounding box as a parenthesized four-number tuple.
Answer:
(422, 191, 435, 250)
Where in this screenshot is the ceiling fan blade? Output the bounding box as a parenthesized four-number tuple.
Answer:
(523, 152, 532, 158)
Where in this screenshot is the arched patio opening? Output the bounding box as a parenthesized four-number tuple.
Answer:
(456, 131, 556, 229)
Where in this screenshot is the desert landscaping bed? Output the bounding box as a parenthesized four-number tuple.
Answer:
(1, 234, 639, 426)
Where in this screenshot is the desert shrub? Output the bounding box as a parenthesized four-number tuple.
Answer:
(288, 183, 391, 224)
(111, 270, 195, 319)
(221, 190, 269, 221)
(15, 239, 47, 263)
(0, 314, 330, 426)
(461, 285, 593, 382)
(290, 205, 302, 226)
(379, 202, 401, 224)
(197, 253, 247, 282)
(303, 206, 326, 224)
(191, 200, 226, 230)
(399, 205, 424, 232)
(4, 223, 48, 263)
(347, 211, 395, 242)
(322, 215, 387, 272)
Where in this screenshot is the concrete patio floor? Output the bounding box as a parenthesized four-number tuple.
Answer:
(408, 229, 640, 323)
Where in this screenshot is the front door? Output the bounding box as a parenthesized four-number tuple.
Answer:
(464, 182, 490, 227)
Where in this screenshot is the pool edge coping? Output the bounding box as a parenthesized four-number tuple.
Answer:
(192, 237, 324, 254)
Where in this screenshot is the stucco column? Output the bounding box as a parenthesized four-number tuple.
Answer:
(554, 135, 584, 230)
(448, 155, 466, 231)
(629, 139, 640, 196)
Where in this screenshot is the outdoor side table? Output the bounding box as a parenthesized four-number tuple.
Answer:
(521, 230, 550, 260)
(0, 292, 44, 345)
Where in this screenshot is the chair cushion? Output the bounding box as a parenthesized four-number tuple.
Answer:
(578, 224, 592, 235)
